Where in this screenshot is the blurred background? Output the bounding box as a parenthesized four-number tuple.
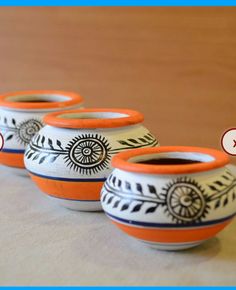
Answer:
(0, 7, 235, 156)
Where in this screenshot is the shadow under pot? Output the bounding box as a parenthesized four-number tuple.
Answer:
(24, 108, 159, 211)
(0, 90, 84, 175)
(101, 146, 236, 250)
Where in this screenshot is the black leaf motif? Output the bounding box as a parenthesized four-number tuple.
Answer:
(145, 205, 158, 214)
(148, 185, 157, 195)
(214, 199, 221, 209)
(36, 135, 40, 145)
(138, 138, 148, 143)
(215, 181, 224, 187)
(39, 155, 47, 164)
(41, 136, 45, 146)
(223, 197, 228, 207)
(5, 134, 13, 141)
(112, 176, 116, 186)
(233, 192, 236, 201)
(113, 200, 120, 208)
(136, 183, 143, 193)
(107, 196, 114, 204)
(128, 138, 140, 144)
(125, 181, 131, 190)
(132, 203, 142, 212)
(118, 140, 130, 146)
(144, 135, 152, 141)
(209, 185, 218, 191)
(56, 140, 63, 149)
(12, 118, 16, 126)
(222, 175, 230, 180)
(32, 154, 40, 161)
(4, 117, 7, 124)
(49, 154, 60, 163)
(48, 138, 54, 149)
(27, 152, 35, 159)
(121, 203, 130, 211)
(102, 194, 107, 203)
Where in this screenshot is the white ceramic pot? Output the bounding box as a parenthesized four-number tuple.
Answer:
(0, 90, 83, 173)
(24, 108, 159, 211)
(101, 146, 236, 250)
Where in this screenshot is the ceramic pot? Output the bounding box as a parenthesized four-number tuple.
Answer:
(24, 108, 159, 211)
(0, 90, 83, 174)
(101, 146, 236, 250)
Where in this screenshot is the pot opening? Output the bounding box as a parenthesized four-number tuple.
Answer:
(44, 108, 144, 129)
(6, 94, 71, 103)
(58, 112, 129, 120)
(130, 152, 215, 166)
(112, 146, 229, 175)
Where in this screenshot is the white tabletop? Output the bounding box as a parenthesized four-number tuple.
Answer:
(0, 165, 236, 286)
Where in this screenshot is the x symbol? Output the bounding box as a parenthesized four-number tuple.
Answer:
(234, 139, 236, 148)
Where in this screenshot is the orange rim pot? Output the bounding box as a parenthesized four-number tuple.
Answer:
(0, 90, 83, 172)
(101, 146, 236, 250)
(24, 108, 159, 211)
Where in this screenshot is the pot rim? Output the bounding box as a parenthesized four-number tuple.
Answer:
(43, 108, 144, 129)
(112, 146, 230, 174)
(0, 90, 83, 110)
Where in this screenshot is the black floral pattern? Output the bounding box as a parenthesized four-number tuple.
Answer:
(0, 116, 43, 146)
(101, 171, 236, 224)
(25, 132, 158, 175)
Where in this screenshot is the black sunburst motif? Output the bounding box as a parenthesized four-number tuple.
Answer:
(16, 119, 43, 146)
(64, 134, 112, 175)
(161, 178, 210, 223)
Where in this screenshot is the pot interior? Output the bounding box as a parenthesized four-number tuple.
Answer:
(6, 94, 70, 103)
(130, 152, 215, 166)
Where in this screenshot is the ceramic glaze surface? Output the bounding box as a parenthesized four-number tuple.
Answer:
(0, 91, 83, 172)
(24, 110, 159, 211)
(101, 147, 236, 250)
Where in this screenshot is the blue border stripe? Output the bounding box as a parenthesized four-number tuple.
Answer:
(106, 212, 236, 228)
(29, 170, 107, 182)
(1, 1, 236, 5)
(1, 148, 25, 154)
(0, 287, 235, 289)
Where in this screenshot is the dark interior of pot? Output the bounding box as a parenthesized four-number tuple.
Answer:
(6, 94, 70, 103)
(137, 158, 202, 165)
(132, 152, 215, 166)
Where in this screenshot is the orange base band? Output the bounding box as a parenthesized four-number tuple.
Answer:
(112, 219, 231, 243)
(0, 151, 25, 168)
(29, 173, 103, 201)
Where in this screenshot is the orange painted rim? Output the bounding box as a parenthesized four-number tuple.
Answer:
(44, 108, 144, 129)
(112, 146, 230, 174)
(0, 90, 83, 110)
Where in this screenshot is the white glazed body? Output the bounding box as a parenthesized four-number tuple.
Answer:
(101, 166, 236, 250)
(24, 124, 159, 210)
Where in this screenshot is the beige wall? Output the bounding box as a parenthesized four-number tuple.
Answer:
(0, 7, 235, 161)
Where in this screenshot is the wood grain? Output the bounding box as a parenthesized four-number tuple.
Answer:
(0, 7, 235, 161)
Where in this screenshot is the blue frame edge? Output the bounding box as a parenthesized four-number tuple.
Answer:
(1, 0, 236, 5)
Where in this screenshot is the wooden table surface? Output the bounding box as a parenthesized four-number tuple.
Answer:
(0, 7, 235, 161)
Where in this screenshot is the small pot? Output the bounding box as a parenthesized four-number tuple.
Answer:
(101, 146, 236, 250)
(24, 108, 159, 211)
(0, 90, 83, 174)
